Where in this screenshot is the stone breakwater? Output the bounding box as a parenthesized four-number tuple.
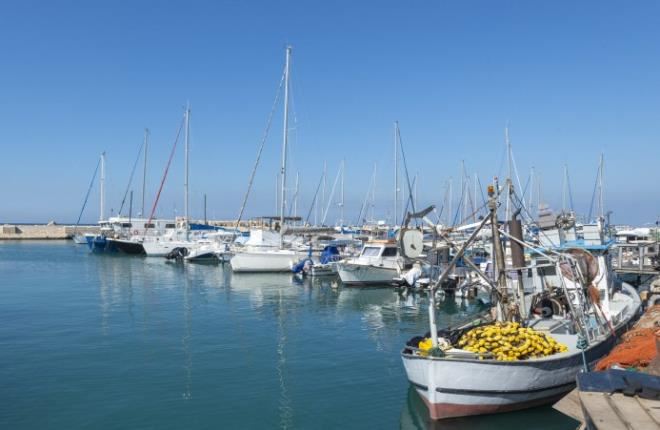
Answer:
(0, 224, 99, 240)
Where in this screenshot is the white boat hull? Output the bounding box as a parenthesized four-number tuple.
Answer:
(401, 284, 641, 420)
(310, 262, 338, 277)
(143, 240, 194, 257)
(230, 249, 303, 272)
(337, 262, 399, 285)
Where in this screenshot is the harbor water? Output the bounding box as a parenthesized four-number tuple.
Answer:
(0, 241, 578, 429)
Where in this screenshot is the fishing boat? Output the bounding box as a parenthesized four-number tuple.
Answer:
(336, 240, 404, 285)
(400, 186, 641, 420)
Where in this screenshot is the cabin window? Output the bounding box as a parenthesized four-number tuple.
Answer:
(362, 247, 381, 257)
(537, 266, 557, 277)
(144, 223, 155, 228)
(382, 247, 398, 257)
(648, 246, 655, 253)
(121, 223, 132, 228)
(165, 223, 176, 229)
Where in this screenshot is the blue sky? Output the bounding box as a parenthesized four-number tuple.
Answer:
(1, 1, 659, 225)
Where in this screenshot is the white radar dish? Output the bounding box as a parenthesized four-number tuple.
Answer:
(400, 229, 424, 259)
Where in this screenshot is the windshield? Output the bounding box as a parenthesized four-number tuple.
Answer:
(361, 246, 381, 257)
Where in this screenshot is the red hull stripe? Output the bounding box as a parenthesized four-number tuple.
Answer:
(421, 393, 566, 420)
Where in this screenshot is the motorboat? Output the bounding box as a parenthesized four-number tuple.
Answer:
(337, 240, 404, 285)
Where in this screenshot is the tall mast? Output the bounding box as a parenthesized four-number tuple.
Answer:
(460, 160, 466, 223)
(448, 177, 453, 226)
(279, 46, 291, 238)
(321, 161, 327, 226)
(413, 173, 418, 211)
(142, 128, 149, 217)
(473, 172, 478, 222)
(340, 159, 345, 226)
(294, 171, 299, 221)
(529, 167, 535, 219)
(100, 151, 106, 222)
(394, 121, 399, 225)
(184, 104, 191, 239)
(598, 154, 605, 220)
(505, 126, 512, 222)
(562, 164, 568, 212)
(371, 163, 377, 222)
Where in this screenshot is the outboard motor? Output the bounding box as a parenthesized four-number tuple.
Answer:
(165, 247, 189, 260)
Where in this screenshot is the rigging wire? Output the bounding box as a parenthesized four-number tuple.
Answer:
(234, 69, 286, 231)
(304, 170, 325, 225)
(144, 114, 185, 237)
(395, 126, 417, 225)
(73, 157, 101, 234)
(118, 139, 146, 216)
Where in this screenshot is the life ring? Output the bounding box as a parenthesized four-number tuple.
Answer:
(133, 230, 139, 235)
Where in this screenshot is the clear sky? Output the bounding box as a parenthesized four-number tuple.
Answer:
(1, 1, 659, 226)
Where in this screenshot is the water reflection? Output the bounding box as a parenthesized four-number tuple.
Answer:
(91, 258, 490, 428)
(400, 386, 575, 430)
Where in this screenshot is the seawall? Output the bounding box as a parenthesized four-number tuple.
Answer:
(0, 224, 100, 240)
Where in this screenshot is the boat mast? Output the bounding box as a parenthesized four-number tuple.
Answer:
(294, 171, 299, 221)
(371, 163, 377, 222)
(528, 167, 535, 219)
(562, 164, 568, 213)
(490, 183, 508, 321)
(340, 159, 345, 226)
(473, 172, 478, 222)
(142, 128, 149, 217)
(321, 161, 327, 226)
(448, 178, 452, 226)
(598, 154, 604, 220)
(184, 104, 191, 239)
(280, 46, 292, 243)
(100, 151, 106, 222)
(505, 126, 512, 222)
(394, 121, 399, 225)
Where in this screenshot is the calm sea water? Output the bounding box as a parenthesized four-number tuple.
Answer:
(0, 241, 578, 429)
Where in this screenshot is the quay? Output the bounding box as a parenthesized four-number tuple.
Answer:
(0, 218, 270, 240)
(0, 223, 99, 240)
(554, 304, 660, 429)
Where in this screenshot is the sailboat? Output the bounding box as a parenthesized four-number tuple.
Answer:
(400, 184, 640, 420)
(86, 152, 117, 252)
(230, 46, 310, 273)
(142, 105, 199, 257)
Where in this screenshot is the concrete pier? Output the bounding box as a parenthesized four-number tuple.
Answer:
(0, 224, 99, 240)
